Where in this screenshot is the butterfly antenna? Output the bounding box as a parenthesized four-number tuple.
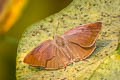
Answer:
(55, 21, 60, 35)
(53, 21, 59, 39)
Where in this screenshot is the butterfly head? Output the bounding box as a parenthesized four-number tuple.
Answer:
(53, 35, 65, 47)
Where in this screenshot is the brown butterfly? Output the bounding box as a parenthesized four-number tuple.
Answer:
(24, 22, 102, 69)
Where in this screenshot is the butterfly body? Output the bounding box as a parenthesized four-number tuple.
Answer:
(24, 22, 102, 69)
(53, 35, 66, 47)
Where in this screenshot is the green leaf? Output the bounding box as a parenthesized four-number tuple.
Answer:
(16, 0, 120, 80)
(89, 52, 120, 80)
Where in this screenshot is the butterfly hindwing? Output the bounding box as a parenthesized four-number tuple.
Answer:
(66, 41, 96, 61)
(46, 47, 70, 69)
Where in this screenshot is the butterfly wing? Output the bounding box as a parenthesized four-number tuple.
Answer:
(46, 47, 71, 69)
(62, 22, 102, 47)
(65, 41, 96, 61)
(24, 40, 56, 67)
(24, 40, 71, 69)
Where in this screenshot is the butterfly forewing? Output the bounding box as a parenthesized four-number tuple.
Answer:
(24, 40, 71, 69)
(62, 22, 102, 47)
(24, 40, 55, 67)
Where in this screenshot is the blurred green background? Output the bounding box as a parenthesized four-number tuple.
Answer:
(0, 0, 72, 80)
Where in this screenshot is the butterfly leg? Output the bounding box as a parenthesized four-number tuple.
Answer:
(64, 67, 66, 71)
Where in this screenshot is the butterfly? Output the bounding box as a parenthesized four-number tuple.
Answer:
(24, 22, 102, 69)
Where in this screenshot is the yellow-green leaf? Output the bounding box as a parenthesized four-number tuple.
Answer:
(16, 0, 120, 80)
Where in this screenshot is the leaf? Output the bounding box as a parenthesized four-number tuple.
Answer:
(16, 0, 120, 80)
(88, 52, 120, 80)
